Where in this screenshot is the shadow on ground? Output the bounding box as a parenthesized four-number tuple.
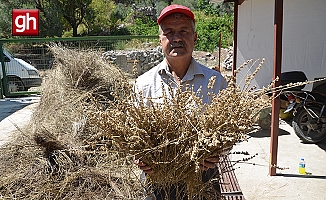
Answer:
(251, 120, 326, 151)
(316, 138, 326, 151)
(276, 173, 326, 179)
(249, 127, 291, 138)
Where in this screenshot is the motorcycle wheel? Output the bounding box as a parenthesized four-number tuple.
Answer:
(292, 107, 326, 143)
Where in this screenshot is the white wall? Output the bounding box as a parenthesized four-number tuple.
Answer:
(236, 0, 326, 91)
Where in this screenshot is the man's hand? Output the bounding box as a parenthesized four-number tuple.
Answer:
(134, 159, 154, 174)
(199, 156, 219, 171)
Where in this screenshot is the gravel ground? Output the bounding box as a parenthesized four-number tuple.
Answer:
(193, 49, 230, 72)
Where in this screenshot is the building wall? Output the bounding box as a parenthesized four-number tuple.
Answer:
(236, 0, 326, 90)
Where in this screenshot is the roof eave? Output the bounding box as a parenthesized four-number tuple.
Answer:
(223, 0, 245, 4)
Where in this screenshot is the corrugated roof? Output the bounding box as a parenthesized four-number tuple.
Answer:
(210, 0, 245, 4)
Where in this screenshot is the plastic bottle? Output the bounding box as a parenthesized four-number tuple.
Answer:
(299, 158, 306, 174)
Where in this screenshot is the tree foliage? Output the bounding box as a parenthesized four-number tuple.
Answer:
(85, 0, 116, 35)
(35, 0, 65, 37)
(128, 16, 158, 36)
(195, 12, 233, 52)
(196, 0, 233, 16)
(0, 0, 234, 51)
(0, 0, 35, 38)
(50, 0, 93, 37)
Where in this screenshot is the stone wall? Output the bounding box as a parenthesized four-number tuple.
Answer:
(222, 47, 233, 70)
(102, 47, 164, 75)
(132, 4, 157, 21)
(101, 47, 234, 75)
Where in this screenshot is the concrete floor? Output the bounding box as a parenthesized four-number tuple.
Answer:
(0, 95, 40, 146)
(232, 121, 326, 200)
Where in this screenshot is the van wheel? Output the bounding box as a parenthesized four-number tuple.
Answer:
(7, 77, 25, 92)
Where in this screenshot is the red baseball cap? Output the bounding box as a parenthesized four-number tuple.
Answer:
(157, 4, 195, 24)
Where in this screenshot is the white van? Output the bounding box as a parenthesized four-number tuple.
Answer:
(1, 48, 42, 92)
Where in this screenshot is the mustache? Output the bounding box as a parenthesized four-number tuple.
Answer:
(170, 42, 185, 48)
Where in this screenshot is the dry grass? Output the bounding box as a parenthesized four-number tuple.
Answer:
(87, 58, 271, 198)
(3, 45, 308, 199)
(0, 45, 144, 199)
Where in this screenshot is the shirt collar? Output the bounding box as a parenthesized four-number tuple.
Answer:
(158, 58, 204, 81)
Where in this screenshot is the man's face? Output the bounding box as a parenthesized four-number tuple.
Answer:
(159, 14, 197, 60)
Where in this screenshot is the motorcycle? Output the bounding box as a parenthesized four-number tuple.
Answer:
(282, 72, 326, 143)
(257, 71, 326, 144)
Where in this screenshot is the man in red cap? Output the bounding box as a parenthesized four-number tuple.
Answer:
(135, 4, 227, 200)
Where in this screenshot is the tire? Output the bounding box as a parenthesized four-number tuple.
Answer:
(7, 76, 25, 92)
(292, 107, 326, 143)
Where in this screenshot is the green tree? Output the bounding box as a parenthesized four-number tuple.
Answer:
(196, 0, 233, 17)
(50, 0, 92, 37)
(214, 2, 233, 16)
(0, 0, 65, 38)
(0, 0, 35, 38)
(162, 0, 172, 5)
(195, 11, 233, 52)
(34, 0, 65, 37)
(128, 15, 158, 36)
(0, 2, 13, 38)
(85, 0, 115, 35)
(171, 0, 196, 10)
(112, 0, 134, 4)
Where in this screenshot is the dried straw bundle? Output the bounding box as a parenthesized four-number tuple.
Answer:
(3, 44, 303, 199)
(88, 59, 271, 198)
(0, 133, 142, 199)
(32, 44, 134, 150)
(0, 46, 144, 199)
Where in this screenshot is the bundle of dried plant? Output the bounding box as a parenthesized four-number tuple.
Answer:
(88, 58, 272, 198)
(0, 45, 144, 199)
(0, 132, 143, 199)
(2, 43, 319, 200)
